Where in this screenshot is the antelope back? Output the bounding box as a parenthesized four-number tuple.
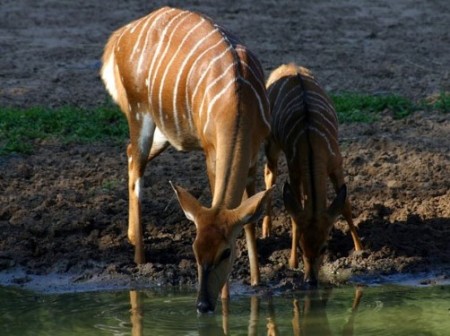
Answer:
(101, 7, 269, 157)
(266, 63, 339, 166)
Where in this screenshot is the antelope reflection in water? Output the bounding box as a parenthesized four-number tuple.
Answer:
(128, 287, 363, 335)
(290, 287, 363, 336)
(129, 291, 143, 336)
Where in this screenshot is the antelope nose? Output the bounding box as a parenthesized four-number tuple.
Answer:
(197, 300, 214, 314)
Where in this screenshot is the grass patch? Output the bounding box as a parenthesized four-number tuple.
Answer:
(428, 91, 450, 113)
(331, 93, 416, 123)
(1, 92, 448, 155)
(0, 105, 128, 155)
(332, 92, 450, 123)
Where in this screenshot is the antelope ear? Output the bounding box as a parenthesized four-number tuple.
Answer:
(232, 187, 274, 226)
(170, 181, 203, 224)
(283, 181, 303, 218)
(327, 184, 347, 221)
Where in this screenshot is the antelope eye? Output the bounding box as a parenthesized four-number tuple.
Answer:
(219, 248, 231, 262)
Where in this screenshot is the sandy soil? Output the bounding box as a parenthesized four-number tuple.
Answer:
(0, 0, 449, 292)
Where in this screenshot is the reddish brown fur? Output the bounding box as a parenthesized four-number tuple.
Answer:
(263, 63, 362, 286)
(101, 7, 271, 312)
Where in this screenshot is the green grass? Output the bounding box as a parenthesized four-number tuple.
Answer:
(332, 93, 415, 123)
(0, 92, 448, 155)
(332, 91, 450, 123)
(0, 105, 128, 155)
(430, 91, 450, 113)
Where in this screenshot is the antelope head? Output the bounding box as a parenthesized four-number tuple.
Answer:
(171, 183, 272, 313)
(283, 182, 347, 288)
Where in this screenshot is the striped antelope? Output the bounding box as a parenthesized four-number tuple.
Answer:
(263, 64, 363, 287)
(100, 7, 271, 313)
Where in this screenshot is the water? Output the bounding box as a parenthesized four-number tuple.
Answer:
(1, 284, 449, 335)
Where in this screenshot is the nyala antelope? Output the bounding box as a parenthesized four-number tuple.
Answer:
(263, 64, 363, 287)
(101, 7, 271, 313)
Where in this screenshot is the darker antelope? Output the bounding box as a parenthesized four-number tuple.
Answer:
(101, 7, 271, 313)
(263, 64, 363, 287)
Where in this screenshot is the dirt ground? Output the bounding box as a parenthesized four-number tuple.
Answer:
(0, 0, 449, 292)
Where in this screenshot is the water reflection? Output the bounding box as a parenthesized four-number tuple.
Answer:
(290, 287, 363, 336)
(2, 285, 449, 335)
(128, 287, 363, 335)
(130, 291, 143, 336)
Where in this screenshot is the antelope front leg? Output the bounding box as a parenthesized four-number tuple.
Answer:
(244, 165, 260, 286)
(330, 171, 363, 252)
(126, 116, 155, 264)
(262, 140, 280, 238)
(289, 217, 300, 269)
(245, 222, 260, 285)
(127, 144, 146, 264)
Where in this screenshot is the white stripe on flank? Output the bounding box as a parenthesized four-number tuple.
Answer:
(172, 26, 215, 134)
(116, 22, 133, 48)
(279, 99, 303, 137)
(184, 38, 223, 129)
(305, 95, 332, 113)
(149, 12, 192, 88)
(307, 107, 338, 134)
(275, 96, 303, 134)
(272, 78, 290, 113)
(235, 46, 265, 81)
(275, 86, 299, 114)
(240, 77, 270, 129)
(310, 126, 336, 156)
(198, 62, 236, 120)
(135, 8, 177, 74)
(238, 60, 269, 107)
(158, 17, 206, 133)
(130, 7, 169, 34)
(146, 11, 189, 108)
(305, 92, 337, 120)
(191, 46, 232, 109)
(203, 77, 237, 134)
(306, 92, 334, 112)
(130, 15, 154, 61)
(283, 106, 304, 142)
(129, 17, 144, 34)
(286, 126, 336, 160)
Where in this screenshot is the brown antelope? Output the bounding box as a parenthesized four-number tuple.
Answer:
(100, 7, 271, 313)
(263, 63, 363, 287)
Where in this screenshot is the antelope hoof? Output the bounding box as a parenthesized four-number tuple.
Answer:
(197, 300, 215, 314)
(289, 258, 299, 269)
(355, 242, 364, 252)
(304, 277, 318, 289)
